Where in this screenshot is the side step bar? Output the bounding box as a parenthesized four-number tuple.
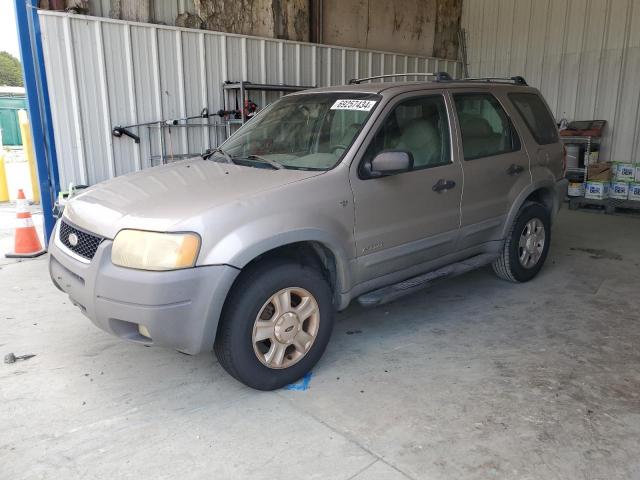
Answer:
(356, 253, 497, 308)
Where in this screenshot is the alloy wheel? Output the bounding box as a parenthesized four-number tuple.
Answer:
(518, 217, 546, 269)
(252, 287, 320, 369)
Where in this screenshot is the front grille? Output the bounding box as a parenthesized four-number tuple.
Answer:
(59, 220, 103, 260)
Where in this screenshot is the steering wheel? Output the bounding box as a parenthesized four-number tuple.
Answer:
(330, 144, 349, 154)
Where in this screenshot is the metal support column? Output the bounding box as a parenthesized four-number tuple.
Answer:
(14, 0, 60, 245)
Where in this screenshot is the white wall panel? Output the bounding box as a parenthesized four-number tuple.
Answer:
(508, 0, 532, 76)
(181, 31, 206, 154)
(462, 0, 640, 163)
(102, 21, 137, 176)
(493, 0, 515, 76)
(39, 17, 75, 186)
(39, 11, 461, 187)
(614, 1, 640, 161)
(539, 0, 568, 114)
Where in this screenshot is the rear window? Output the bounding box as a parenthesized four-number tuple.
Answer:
(508, 93, 559, 145)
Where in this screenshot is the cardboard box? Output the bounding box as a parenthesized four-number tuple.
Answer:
(584, 181, 609, 200)
(615, 163, 635, 181)
(629, 183, 640, 202)
(587, 162, 613, 182)
(610, 181, 630, 200)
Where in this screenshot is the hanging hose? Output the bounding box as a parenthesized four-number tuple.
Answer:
(112, 108, 235, 143)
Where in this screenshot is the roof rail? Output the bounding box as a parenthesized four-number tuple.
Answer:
(348, 72, 452, 85)
(457, 76, 528, 86)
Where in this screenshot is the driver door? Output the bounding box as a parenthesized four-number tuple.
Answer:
(349, 91, 463, 286)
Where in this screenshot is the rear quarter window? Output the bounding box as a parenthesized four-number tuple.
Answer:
(508, 93, 559, 145)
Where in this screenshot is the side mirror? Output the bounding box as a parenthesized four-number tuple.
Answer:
(369, 151, 413, 177)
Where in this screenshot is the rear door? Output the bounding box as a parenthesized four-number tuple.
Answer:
(450, 90, 531, 250)
(349, 91, 463, 285)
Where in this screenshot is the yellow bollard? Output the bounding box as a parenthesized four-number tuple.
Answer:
(17, 109, 40, 204)
(0, 153, 9, 202)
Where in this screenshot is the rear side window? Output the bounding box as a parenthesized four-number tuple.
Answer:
(508, 93, 559, 145)
(453, 93, 521, 160)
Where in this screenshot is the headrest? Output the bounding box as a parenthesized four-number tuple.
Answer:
(460, 115, 493, 138)
(399, 120, 438, 149)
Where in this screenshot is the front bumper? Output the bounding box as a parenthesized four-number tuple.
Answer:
(48, 221, 239, 354)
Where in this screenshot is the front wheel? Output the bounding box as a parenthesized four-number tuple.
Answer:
(493, 202, 551, 282)
(214, 259, 334, 390)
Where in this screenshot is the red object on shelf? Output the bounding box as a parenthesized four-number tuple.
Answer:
(559, 120, 606, 138)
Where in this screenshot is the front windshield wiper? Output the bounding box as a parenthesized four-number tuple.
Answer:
(201, 147, 234, 164)
(236, 154, 284, 170)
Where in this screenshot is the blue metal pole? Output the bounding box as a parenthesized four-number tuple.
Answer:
(27, 0, 60, 197)
(14, 0, 60, 246)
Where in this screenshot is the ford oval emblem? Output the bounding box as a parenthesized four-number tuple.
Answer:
(68, 233, 79, 247)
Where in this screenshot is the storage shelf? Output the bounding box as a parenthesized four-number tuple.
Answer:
(560, 136, 601, 144)
(568, 196, 640, 215)
(561, 135, 601, 184)
(222, 80, 316, 125)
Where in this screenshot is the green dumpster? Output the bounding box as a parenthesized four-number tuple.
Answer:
(0, 94, 27, 146)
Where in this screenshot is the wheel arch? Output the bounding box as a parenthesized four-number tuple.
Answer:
(221, 232, 352, 309)
(502, 180, 557, 238)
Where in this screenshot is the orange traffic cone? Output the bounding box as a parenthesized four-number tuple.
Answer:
(5, 189, 46, 258)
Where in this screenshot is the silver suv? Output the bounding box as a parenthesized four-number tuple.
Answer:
(49, 75, 568, 390)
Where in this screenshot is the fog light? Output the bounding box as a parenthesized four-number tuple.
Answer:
(138, 324, 151, 339)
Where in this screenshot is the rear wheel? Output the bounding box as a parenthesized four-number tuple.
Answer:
(214, 259, 334, 390)
(493, 203, 551, 282)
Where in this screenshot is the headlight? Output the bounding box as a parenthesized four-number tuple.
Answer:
(111, 230, 201, 271)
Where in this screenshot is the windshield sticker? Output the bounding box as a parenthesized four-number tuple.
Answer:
(330, 99, 377, 111)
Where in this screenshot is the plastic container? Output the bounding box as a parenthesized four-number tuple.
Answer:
(567, 182, 585, 197)
(584, 182, 609, 200)
(565, 144, 580, 170)
(629, 183, 640, 201)
(610, 181, 630, 200)
(616, 163, 635, 181)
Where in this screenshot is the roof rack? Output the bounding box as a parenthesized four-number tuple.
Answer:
(348, 72, 452, 84)
(457, 76, 528, 86)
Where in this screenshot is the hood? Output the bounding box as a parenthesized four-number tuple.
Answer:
(63, 158, 323, 238)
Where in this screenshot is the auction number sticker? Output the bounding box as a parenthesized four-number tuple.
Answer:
(330, 99, 377, 111)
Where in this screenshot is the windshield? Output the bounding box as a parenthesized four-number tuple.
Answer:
(220, 93, 381, 170)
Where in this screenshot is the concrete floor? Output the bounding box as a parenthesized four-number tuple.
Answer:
(2, 208, 640, 479)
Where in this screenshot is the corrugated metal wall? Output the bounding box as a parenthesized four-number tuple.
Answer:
(462, 0, 640, 163)
(38, 11, 461, 188)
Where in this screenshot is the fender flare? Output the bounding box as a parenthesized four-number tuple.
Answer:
(203, 225, 354, 298)
(501, 178, 556, 238)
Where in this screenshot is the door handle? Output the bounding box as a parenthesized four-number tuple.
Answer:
(507, 164, 525, 176)
(432, 178, 456, 192)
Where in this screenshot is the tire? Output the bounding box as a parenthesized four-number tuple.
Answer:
(492, 202, 551, 283)
(214, 258, 334, 390)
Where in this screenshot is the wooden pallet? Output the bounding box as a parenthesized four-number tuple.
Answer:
(568, 196, 640, 215)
